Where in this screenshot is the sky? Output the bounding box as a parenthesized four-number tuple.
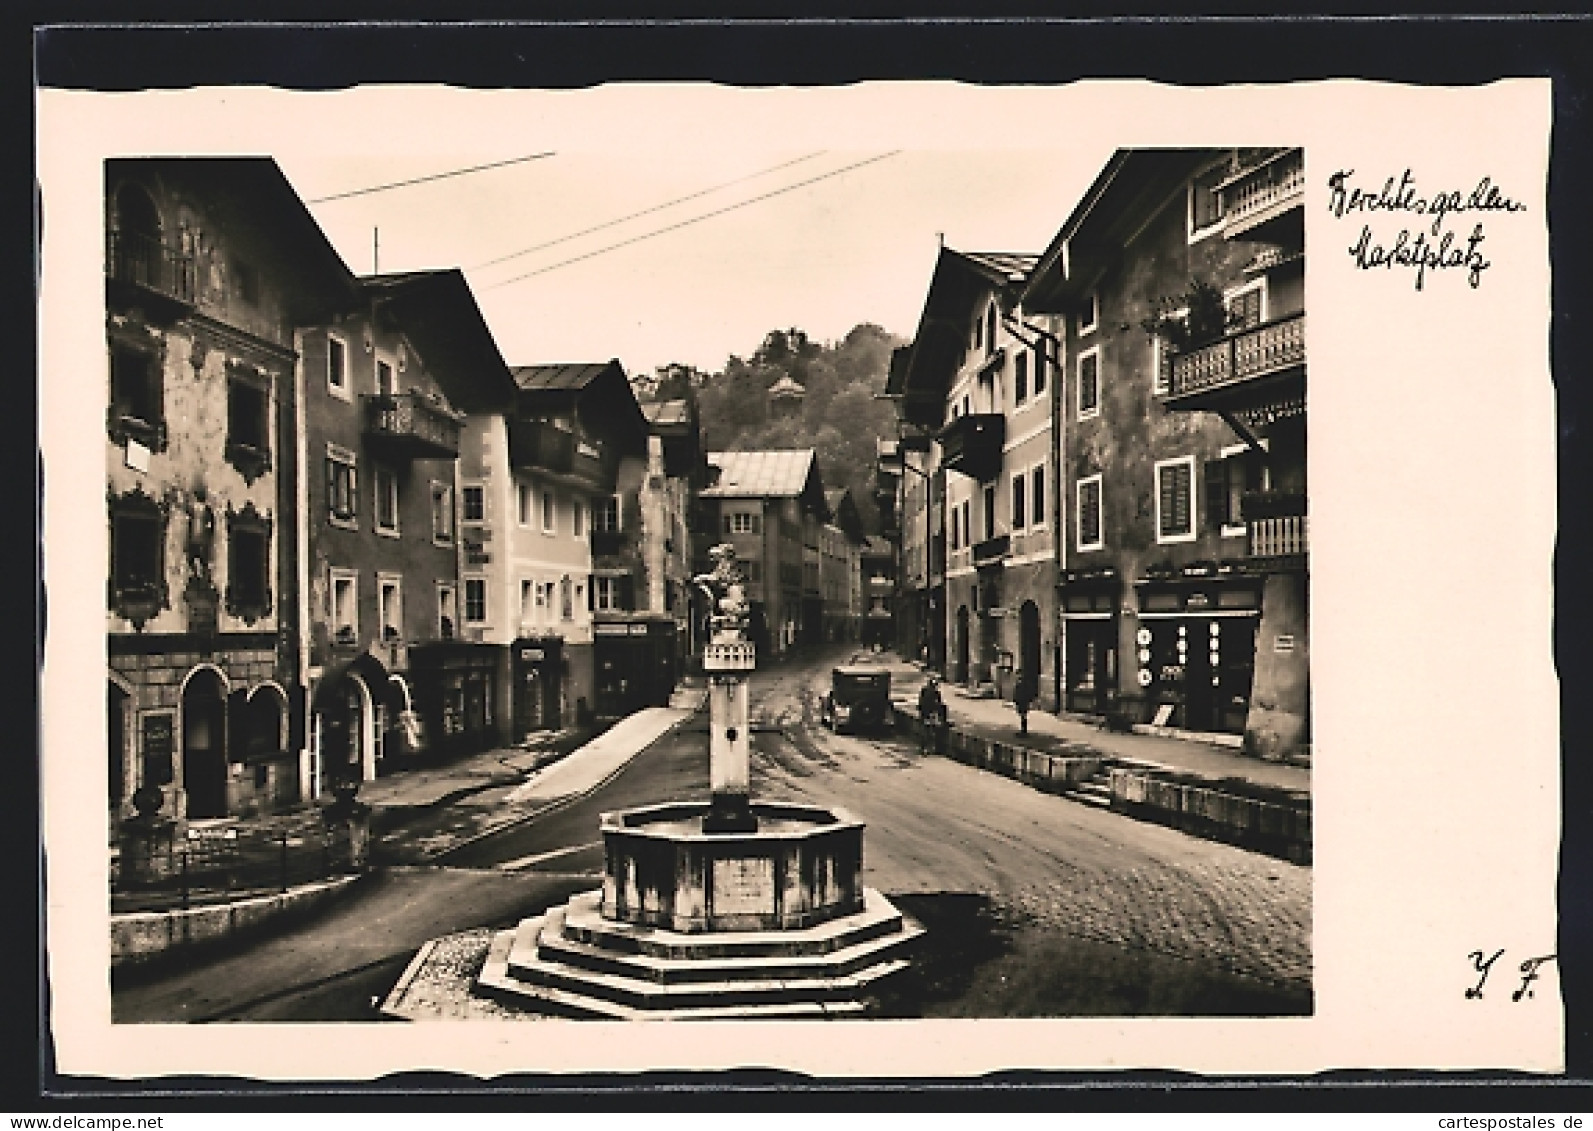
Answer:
(249, 86, 1116, 378)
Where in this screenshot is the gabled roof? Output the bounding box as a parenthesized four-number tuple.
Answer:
(111, 157, 357, 323)
(511, 362, 620, 391)
(642, 399, 693, 427)
(1022, 148, 1222, 314)
(703, 449, 829, 519)
(898, 246, 1039, 426)
(359, 269, 518, 414)
(768, 375, 806, 398)
(825, 488, 865, 543)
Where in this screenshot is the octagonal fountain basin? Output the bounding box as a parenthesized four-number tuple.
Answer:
(600, 801, 865, 934)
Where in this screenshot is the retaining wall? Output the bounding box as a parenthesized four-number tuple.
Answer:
(111, 874, 361, 968)
(892, 706, 1311, 863)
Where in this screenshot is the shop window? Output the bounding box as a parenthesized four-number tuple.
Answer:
(464, 578, 487, 624)
(1077, 347, 1100, 420)
(108, 340, 166, 451)
(326, 335, 349, 399)
(379, 576, 402, 641)
(596, 496, 621, 533)
(1076, 475, 1103, 552)
(108, 486, 169, 628)
(431, 483, 455, 544)
(326, 447, 357, 527)
(461, 484, 485, 523)
(330, 569, 357, 645)
(225, 503, 272, 623)
(437, 583, 457, 639)
(1155, 456, 1196, 544)
(1011, 473, 1027, 530)
(374, 464, 400, 534)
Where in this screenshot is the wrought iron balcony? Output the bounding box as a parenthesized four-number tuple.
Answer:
(938, 413, 1005, 481)
(362, 392, 463, 460)
(1167, 313, 1305, 409)
(1219, 149, 1305, 240)
(105, 230, 196, 316)
(972, 533, 1010, 568)
(1243, 491, 1308, 568)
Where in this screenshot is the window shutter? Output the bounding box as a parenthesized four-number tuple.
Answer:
(1205, 460, 1227, 528)
(1159, 463, 1191, 538)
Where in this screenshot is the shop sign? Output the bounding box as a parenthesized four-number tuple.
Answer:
(519, 648, 545, 662)
(629, 623, 649, 636)
(595, 622, 632, 636)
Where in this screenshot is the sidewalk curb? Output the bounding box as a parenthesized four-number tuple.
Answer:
(427, 705, 705, 863)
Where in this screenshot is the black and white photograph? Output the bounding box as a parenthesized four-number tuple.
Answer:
(38, 66, 1560, 1081)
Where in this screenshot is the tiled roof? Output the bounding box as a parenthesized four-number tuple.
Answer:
(510, 362, 618, 391)
(703, 449, 815, 497)
(957, 251, 1039, 283)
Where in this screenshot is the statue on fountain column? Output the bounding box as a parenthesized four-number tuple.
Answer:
(694, 543, 750, 645)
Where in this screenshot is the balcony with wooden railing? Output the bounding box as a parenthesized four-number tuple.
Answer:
(362, 392, 463, 460)
(1243, 491, 1308, 569)
(1218, 149, 1304, 241)
(1166, 312, 1305, 410)
(510, 419, 609, 490)
(105, 230, 196, 317)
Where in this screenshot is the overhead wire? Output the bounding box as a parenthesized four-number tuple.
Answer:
(486, 151, 903, 289)
(306, 151, 557, 204)
(472, 151, 829, 270)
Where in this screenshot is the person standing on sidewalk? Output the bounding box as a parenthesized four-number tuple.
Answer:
(917, 676, 946, 755)
(1013, 669, 1037, 735)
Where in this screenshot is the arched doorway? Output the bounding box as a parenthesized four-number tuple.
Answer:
(181, 668, 228, 819)
(108, 681, 129, 814)
(317, 673, 375, 786)
(1018, 601, 1042, 689)
(954, 605, 971, 684)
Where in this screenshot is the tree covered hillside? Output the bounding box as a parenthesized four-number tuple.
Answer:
(636, 324, 905, 535)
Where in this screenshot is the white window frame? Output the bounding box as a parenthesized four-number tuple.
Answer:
(373, 463, 400, 537)
(463, 576, 488, 625)
(377, 573, 403, 641)
(729, 512, 756, 535)
(1187, 162, 1229, 243)
(1079, 291, 1099, 337)
(430, 481, 455, 546)
(1154, 455, 1198, 545)
(460, 481, 486, 525)
(330, 567, 359, 639)
(1028, 462, 1048, 531)
(1076, 474, 1104, 553)
(1223, 277, 1269, 326)
(1076, 345, 1102, 421)
(595, 576, 620, 611)
(326, 333, 351, 402)
(436, 581, 457, 638)
(541, 489, 556, 535)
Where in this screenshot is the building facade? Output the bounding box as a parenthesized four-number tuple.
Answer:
(859, 535, 896, 650)
(820, 488, 865, 644)
(1022, 147, 1309, 759)
(701, 450, 830, 659)
(105, 158, 352, 824)
(298, 270, 516, 793)
(898, 248, 1063, 708)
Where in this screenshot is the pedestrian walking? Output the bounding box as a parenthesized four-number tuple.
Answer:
(917, 675, 946, 755)
(1013, 669, 1037, 735)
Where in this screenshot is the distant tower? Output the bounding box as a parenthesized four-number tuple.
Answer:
(766, 374, 806, 421)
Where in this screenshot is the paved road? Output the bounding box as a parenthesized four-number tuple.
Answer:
(114, 648, 1309, 1021)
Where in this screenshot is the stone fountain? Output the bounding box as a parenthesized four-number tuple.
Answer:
(472, 545, 922, 1019)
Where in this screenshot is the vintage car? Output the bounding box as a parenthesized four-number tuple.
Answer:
(818, 665, 893, 735)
